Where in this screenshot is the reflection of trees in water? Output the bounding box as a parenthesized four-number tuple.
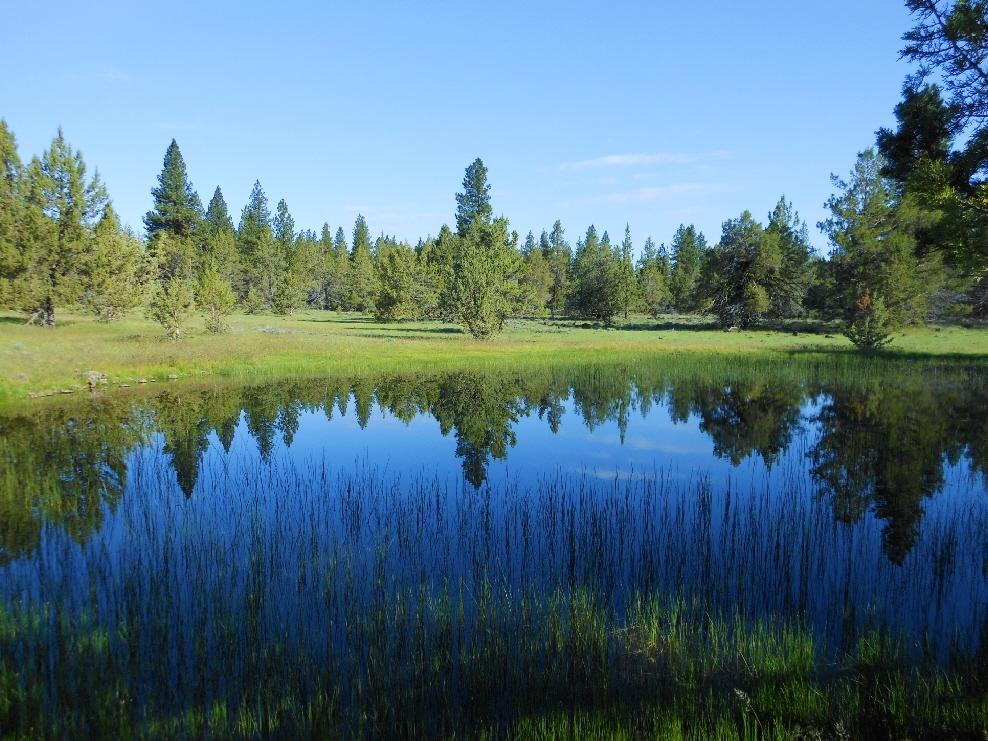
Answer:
(0, 398, 152, 565)
(667, 378, 804, 468)
(810, 371, 988, 564)
(1, 362, 986, 563)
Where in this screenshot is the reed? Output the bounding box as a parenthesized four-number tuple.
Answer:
(0, 449, 985, 739)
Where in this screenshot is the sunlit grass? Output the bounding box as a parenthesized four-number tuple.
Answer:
(2, 308, 987, 404)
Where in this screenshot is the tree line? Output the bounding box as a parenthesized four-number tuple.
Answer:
(1, 1, 987, 347)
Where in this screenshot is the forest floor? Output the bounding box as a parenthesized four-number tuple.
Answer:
(2, 309, 987, 404)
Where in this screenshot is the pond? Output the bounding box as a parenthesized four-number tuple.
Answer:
(2, 357, 987, 736)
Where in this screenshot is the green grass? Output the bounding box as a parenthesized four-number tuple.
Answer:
(2, 309, 988, 404)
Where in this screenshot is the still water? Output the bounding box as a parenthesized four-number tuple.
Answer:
(0, 359, 988, 732)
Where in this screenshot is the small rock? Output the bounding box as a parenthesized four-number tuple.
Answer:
(138, 378, 147, 384)
(27, 392, 36, 399)
(119, 384, 129, 388)
(149, 378, 157, 382)
(726, 326, 740, 333)
(60, 389, 74, 394)
(167, 374, 178, 380)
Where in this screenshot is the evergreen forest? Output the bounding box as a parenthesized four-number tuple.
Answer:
(2, 1, 988, 349)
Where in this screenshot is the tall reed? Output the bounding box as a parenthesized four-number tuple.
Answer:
(1, 448, 986, 738)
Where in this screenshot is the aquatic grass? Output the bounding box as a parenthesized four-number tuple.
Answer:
(1, 447, 987, 738)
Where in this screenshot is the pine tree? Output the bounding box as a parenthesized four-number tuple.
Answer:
(203, 186, 234, 236)
(450, 217, 519, 338)
(83, 205, 144, 321)
(270, 199, 307, 315)
(21, 128, 108, 326)
(702, 212, 782, 329)
(375, 241, 434, 321)
(316, 224, 345, 309)
(0, 120, 23, 309)
(455, 158, 492, 236)
(819, 149, 935, 347)
(765, 197, 814, 318)
(144, 139, 203, 240)
(637, 237, 672, 317)
(517, 240, 553, 316)
(431, 224, 460, 321)
(614, 224, 640, 319)
(346, 214, 377, 311)
(197, 263, 235, 333)
(202, 186, 241, 292)
(521, 231, 537, 257)
(237, 181, 282, 310)
(544, 220, 570, 318)
(148, 265, 195, 341)
(669, 224, 707, 313)
(569, 225, 620, 321)
(273, 199, 296, 264)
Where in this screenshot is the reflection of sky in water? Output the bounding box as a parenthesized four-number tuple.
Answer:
(2, 383, 983, 662)
(204, 395, 812, 492)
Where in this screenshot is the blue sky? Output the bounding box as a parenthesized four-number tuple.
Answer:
(1, 0, 912, 254)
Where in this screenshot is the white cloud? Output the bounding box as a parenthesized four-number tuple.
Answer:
(590, 182, 725, 205)
(93, 66, 130, 83)
(561, 152, 729, 170)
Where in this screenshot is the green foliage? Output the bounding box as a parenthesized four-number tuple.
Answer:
(819, 150, 936, 348)
(374, 240, 434, 321)
(669, 224, 708, 312)
(842, 295, 897, 349)
(202, 226, 241, 293)
(144, 140, 202, 240)
(346, 215, 377, 311)
(197, 264, 236, 333)
(315, 224, 348, 310)
(455, 157, 492, 236)
(0, 120, 23, 310)
(203, 186, 234, 237)
(147, 274, 195, 341)
(449, 217, 519, 338)
(273, 198, 296, 262)
(237, 181, 282, 310)
(430, 224, 460, 321)
(703, 210, 808, 329)
(613, 224, 640, 319)
(878, 2, 988, 281)
(569, 225, 620, 321)
(19, 128, 109, 326)
(636, 237, 671, 317)
(515, 232, 553, 316)
(544, 220, 571, 318)
(83, 206, 144, 321)
(765, 197, 814, 317)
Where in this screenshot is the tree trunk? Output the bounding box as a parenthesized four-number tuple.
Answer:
(42, 296, 55, 327)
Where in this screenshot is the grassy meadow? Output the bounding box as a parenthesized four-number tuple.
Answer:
(2, 309, 988, 405)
